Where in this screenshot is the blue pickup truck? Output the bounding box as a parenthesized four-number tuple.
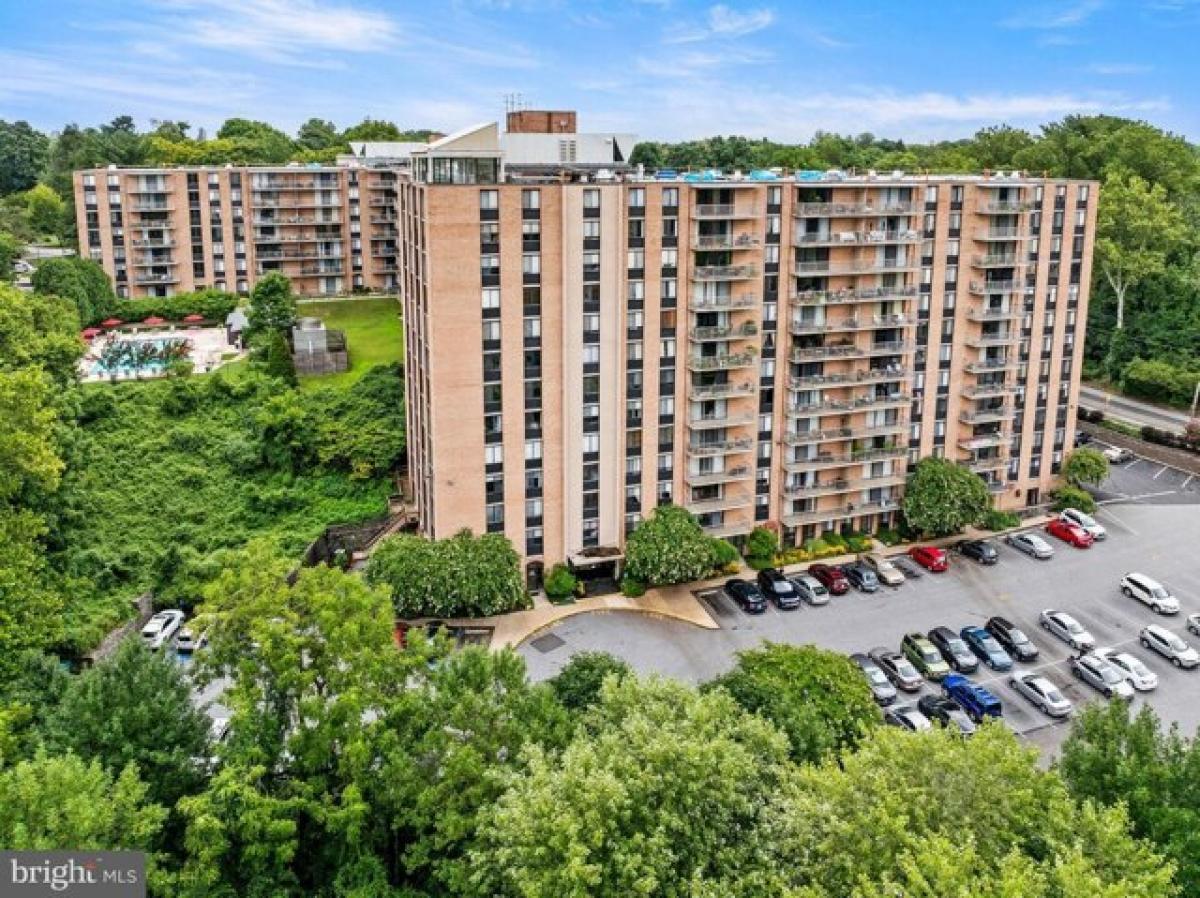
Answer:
(942, 673, 1003, 722)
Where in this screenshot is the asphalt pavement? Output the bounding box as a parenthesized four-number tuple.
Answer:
(1080, 384, 1192, 434)
(519, 502, 1200, 758)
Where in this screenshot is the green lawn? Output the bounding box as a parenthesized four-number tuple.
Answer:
(297, 296, 404, 389)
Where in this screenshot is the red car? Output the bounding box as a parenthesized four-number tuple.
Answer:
(1045, 518, 1094, 548)
(909, 546, 949, 572)
(808, 563, 850, 595)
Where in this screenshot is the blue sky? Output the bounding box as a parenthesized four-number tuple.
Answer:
(0, 0, 1196, 143)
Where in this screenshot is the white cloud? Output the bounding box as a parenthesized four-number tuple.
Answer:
(665, 4, 774, 43)
(1086, 62, 1151, 74)
(636, 47, 771, 77)
(1002, 0, 1104, 29)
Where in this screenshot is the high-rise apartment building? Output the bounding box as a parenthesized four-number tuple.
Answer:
(396, 118, 1097, 585)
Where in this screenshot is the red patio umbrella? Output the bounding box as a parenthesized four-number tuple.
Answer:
(80, 327, 103, 339)
(101, 318, 123, 328)
(182, 313, 205, 323)
(142, 316, 166, 325)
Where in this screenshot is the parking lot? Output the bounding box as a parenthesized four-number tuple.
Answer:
(1088, 437, 1200, 505)
(520, 502, 1200, 757)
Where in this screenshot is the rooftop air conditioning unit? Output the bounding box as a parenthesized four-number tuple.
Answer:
(891, 170, 904, 179)
(867, 170, 877, 179)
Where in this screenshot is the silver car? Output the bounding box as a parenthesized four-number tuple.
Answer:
(1189, 614, 1200, 638)
(1140, 625, 1200, 668)
(1040, 609, 1096, 651)
(1096, 649, 1158, 692)
(1121, 572, 1180, 615)
(1070, 652, 1134, 701)
(790, 574, 830, 606)
(1006, 531, 1055, 559)
(859, 552, 905, 587)
(1010, 674, 1074, 717)
(850, 652, 897, 705)
(884, 704, 933, 732)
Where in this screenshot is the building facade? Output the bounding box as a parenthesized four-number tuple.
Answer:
(396, 126, 1098, 582)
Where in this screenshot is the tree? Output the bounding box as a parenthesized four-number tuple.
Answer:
(366, 529, 528, 617)
(902, 457, 990, 536)
(43, 639, 212, 808)
(1053, 484, 1096, 513)
(247, 272, 297, 337)
(22, 183, 67, 236)
(0, 284, 82, 384)
(254, 391, 315, 472)
(745, 526, 778, 565)
(30, 256, 116, 325)
(310, 363, 406, 479)
(0, 510, 64, 686)
(0, 120, 49, 195)
(543, 562, 578, 600)
(471, 676, 792, 898)
(1061, 702, 1200, 898)
(0, 230, 19, 280)
(296, 118, 341, 152)
(342, 119, 403, 142)
(549, 651, 632, 713)
(0, 750, 165, 851)
(1097, 171, 1189, 331)
(263, 329, 297, 385)
(216, 118, 295, 162)
(1062, 447, 1109, 488)
(710, 643, 880, 763)
(624, 505, 718, 586)
(0, 366, 64, 501)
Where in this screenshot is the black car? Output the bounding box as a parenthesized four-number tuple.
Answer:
(917, 694, 977, 736)
(956, 539, 999, 565)
(841, 562, 880, 593)
(928, 626, 980, 673)
(756, 568, 801, 610)
(1075, 430, 1092, 445)
(725, 578, 767, 614)
(985, 615, 1040, 662)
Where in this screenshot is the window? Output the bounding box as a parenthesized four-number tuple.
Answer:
(525, 439, 542, 460)
(661, 248, 677, 268)
(583, 344, 600, 364)
(583, 433, 600, 454)
(583, 219, 600, 239)
(627, 249, 645, 270)
(1077, 184, 1089, 203)
(662, 187, 679, 206)
(628, 188, 645, 207)
(486, 504, 504, 526)
(583, 189, 600, 209)
(524, 317, 541, 339)
(627, 340, 643, 361)
(659, 395, 675, 416)
(627, 310, 644, 330)
(482, 320, 501, 342)
(479, 190, 498, 211)
(659, 338, 675, 358)
(522, 254, 540, 274)
(522, 189, 540, 210)
(486, 444, 503, 466)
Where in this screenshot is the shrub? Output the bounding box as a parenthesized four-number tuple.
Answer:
(625, 506, 717, 587)
(544, 563, 578, 602)
(709, 538, 740, 570)
(1121, 357, 1200, 407)
(620, 577, 646, 598)
(845, 535, 873, 553)
(549, 651, 632, 713)
(802, 538, 830, 556)
(746, 526, 779, 563)
(1061, 447, 1109, 487)
(875, 527, 902, 546)
(978, 509, 1021, 531)
(823, 531, 847, 550)
(1052, 485, 1096, 514)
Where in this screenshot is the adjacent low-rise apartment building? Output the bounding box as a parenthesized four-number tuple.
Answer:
(76, 112, 1098, 587)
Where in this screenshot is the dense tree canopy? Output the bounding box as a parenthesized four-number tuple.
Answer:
(903, 456, 991, 536)
(624, 504, 723, 586)
(30, 256, 116, 325)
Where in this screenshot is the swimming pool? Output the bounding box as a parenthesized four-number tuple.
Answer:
(88, 337, 191, 378)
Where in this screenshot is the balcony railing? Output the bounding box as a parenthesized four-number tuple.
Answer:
(971, 254, 1023, 268)
(789, 340, 914, 362)
(979, 201, 1032, 214)
(130, 202, 173, 212)
(686, 490, 752, 514)
(690, 294, 758, 311)
(787, 392, 912, 416)
(255, 250, 342, 261)
(784, 472, 906, 498)
(132, 258, 176, 268)
(966, 307, 1018, 322)
(974, 228, 1029, 240)
(958, 456, 1008, 473)
(686, 410, 756, 429)
(297, 265, 345, 276)
(789, 312, 910, 335)
(782, 498, 901, 526)
(687, 352, 758, 372)
(965, 332, 1015, 348)
(686, 465, 752, 487)
(693, 203, 758, 219)
(791, 285, 919, 307)
(784, 446, 906, 470)
(792, 229, 921, 247)
(968, 280, 1028, 295)
(794, 201, 916, 217)
(133, 274, 180, 285)
(688, 322, 759, 342)
(792, 257, 917, 276)
(687, 381, 756, 401)
(691, 264, 759, 281)
(687, 436, 754, 457)
(252, 215, 341, 226)
(130, 238, 176, 247)
(787, 366, 909, 390)
(692, 233, 761, 251)
(250, 178, 340, 191)
(964, 358, 1018, 374)
(961, 382, 1018, 399)
(958, 432, 1010, 451)
(959, 405, 1013, 424)
(701, 520, 755, 539)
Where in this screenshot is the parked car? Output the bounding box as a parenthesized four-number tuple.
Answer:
(961, 625, 1013, 671)
(928, 626, 980, 673)
(917, 694, 977, 735)
(141, 609, 185, 651)
(858, 552, 905, 586)
(955, 539, 999, 564)
(175, 627, 208, 654)
(1140, 625, 1200, 668)
(851, 652, 898, 705)
(790, 574, 830, 606)
(1096, 648, 1158, 692)
(902, 632, 952, 681)
(1120, 572, 1180, 615)
(1103, 446, 1135, 464)
(809, 563, 850, 596)
(985, 616, 1040, 662)
(908, 545, 948, 572)
(1006, 531, 1055, 559)
(1075, 430, 1092, 445)
(1189, 614, 1200, 637)
(841, 562, 880, 593)
(884, 704, 932, 732)
(1045, 518, 1094, 548)
(868, 647, 924, 692)
(1060, 507, 1106, 540)
(756, 568, 801, 610)
(891, 556, 924, 579)
(1039, 609, 1096, 651)
(941, 673, 1002, 722)
(1010, 673, 1074, 717)
(725, 578, 767, 614)
(1070, 652, 1135, 700)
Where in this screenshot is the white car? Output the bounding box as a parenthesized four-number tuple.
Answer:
(789, 574, 830, 606)
(1060, 508, 1106, 541)
(176, 627, 208, 653)
(1069, 652, 1134, 701)
(1096, 649, 1158, 692)
(1120, 572, 1180, 615)
(1140, 625, 1200, 669)
(1039, 609, 1096, 651)
(1006, 531, 1055, 560)
(1103, 446, 1135, 464)
(1010, 674, 1073, 717)
(1189, 614, 1200, 637)
(141, 610, 185, 651)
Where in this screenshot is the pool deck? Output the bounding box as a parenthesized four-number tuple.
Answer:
(80, 326, 244, 382)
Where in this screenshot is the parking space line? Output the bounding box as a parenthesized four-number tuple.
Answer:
(1183, 474, 1194, 490)
(1153, 465, 1168, 480)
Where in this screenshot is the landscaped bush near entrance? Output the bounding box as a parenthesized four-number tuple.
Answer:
(1052, 485, 1097, 514)
(544, 563, 579, 603)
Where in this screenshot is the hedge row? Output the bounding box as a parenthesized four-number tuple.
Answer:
(91, 289, 239, 326)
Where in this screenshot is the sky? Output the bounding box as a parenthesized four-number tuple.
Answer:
(0, 0, 1197, 144)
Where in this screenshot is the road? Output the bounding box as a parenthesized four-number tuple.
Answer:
(1080, 384, 1192, 434)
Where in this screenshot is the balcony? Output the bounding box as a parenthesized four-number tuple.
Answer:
(127, 183, 170, 194)
(686, 410, 756, 429)
(133, 274, 180, 285)
(961, 382, 1018, 399)
(130, 238, 176, 248)
(787, 392, 912, 416)
(370, 214, 397, 224)
(687, 436, 754, 457)
(784, 472, 906, 499)
(130, 202, 173, 212)
(784, 446, 906, 471)
(692, 263, 759, 281)
(959, 405, 1012, 424)
(251, 199, 342, 210)
(958, 456, 1008, 474)
(968, 280, 1028, 295)
(964, 331, 1015, 349)
(251, 215, 334, 226)
(688, 381, 756, 401)
(692, 233, 761, 251)
(297, 265, 345, 276)
(974, 228, 1029, 241)
(784, 421, 905, 445)
(790, 340, 914, 363)
(686, 465, 753, 487)
(255, 250, 342, 261)
(691, 294, 758, 312)
(787, 366, 909, 390)
(782, 498, 901, 526)
(701, 520, 755, 539)
(958, 432, 1010, 451)
(250, 178, 339, 191)
(792, 229, 921, 247)
(687, 352, 757, 372)
(964, 357, 1018, 374)
(133, 217, 175, 229)
(789, 312, 910, 335)
(688, 322, 759, 342)
(966, 307, 1018, 322)
(693, 203, 759, 219)
(794, 201, 916, 217)
(687, 490, 752, 514)
(132, 257, 176, 268)
(791, 285, 919, 307)
(978, 201, 1032, 214)
(792, 257, 918, 276)
(970, 254, 1023, 268)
